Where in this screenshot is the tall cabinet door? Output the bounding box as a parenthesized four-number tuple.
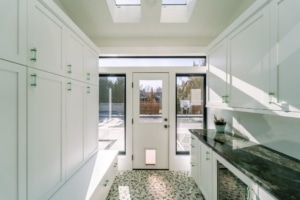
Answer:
(84, 85, 98, 159)
(207, 39, 229, 107)
(65, 31, 85, 80)
(0, 60, 26, 200)
(229, 6, 270, 109)
(65, 80, 85, 178)
(27, 69, 65, 200)
(199, 142, 213, 200)
(84, 47, 99, 85)
(28, 0, 64, 75)
(270, 0, 300, 112)
(0, 0, 27, 65)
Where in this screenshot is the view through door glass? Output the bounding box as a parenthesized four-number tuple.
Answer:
(139, 80, 162, 123)
(99, 75, 126, 154)
(176, 74, 206, 154)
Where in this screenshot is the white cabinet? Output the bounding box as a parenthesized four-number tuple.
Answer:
(65, 80, 86, 178)
(0, 0, 27, 65)
(199, 141, 213, 200)
(84, 47, 99, 85)
(28, 0, 64, 75)
(84, 85, 99, 159)
(0, 60, 26, 200)
(190, 135, 199, 186)
(269, 0, 300, 112)
(27, 69, 65, 200)
(207, 39, 230, 107)
(228, 5, 270, 110)
(65, 31, 85, 80)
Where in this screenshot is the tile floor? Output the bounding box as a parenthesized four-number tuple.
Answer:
(106, 170, 204, 200)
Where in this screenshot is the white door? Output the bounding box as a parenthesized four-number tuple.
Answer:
(133, 73, 169, 169)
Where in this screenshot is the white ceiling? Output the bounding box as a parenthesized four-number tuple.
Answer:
(55, 0, 255, 54)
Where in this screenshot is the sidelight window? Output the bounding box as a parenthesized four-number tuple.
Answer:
(176, 74, 206, 155)
(99, 74, 126, 154)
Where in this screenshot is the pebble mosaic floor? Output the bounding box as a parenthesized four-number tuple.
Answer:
(106, 170, 204, 200)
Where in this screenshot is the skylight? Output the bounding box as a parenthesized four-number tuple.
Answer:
(162, 0, 187, 5)
(115, 0, 141, 6)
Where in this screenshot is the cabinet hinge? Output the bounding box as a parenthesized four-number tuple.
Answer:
(132, 82, 134, 88)
(132, 155, 134, 160)
(132, 118, 134, 124)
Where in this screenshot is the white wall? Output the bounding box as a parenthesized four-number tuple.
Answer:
(99, 66, 207, 171)
(208, 108, 300, 160)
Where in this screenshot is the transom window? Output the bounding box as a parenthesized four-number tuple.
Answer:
(162, 0, 187, 5)
(115, 0, 141, 6)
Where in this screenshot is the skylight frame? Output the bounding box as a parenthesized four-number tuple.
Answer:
(114, 0, 141, 6)
(162, 0, 187, 5)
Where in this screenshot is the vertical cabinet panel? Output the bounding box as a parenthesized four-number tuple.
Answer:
(0, 0, 27, 65)
(84, 85, 99, 159)
(84, 47, 99, 85)
(229, 6, 270, 110)
(0, 61, 26, 200)
(28, 69, 64, 200)
(270, 0, 300, 112)
(65, 80, 85, 177)
(66, 31, 85, 80)
(199, 142, 213, 200)
(28, 1, 64, 75)
(190, 135, 199, 186)
(207, 39, 229, 107)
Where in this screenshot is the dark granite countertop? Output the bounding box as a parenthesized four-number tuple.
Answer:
(189, 129, 300, 200)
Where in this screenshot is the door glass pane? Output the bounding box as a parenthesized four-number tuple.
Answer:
(139, 80, 162, 123)
(176, 75, 205, 154)
(99, 75, 126, 154)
